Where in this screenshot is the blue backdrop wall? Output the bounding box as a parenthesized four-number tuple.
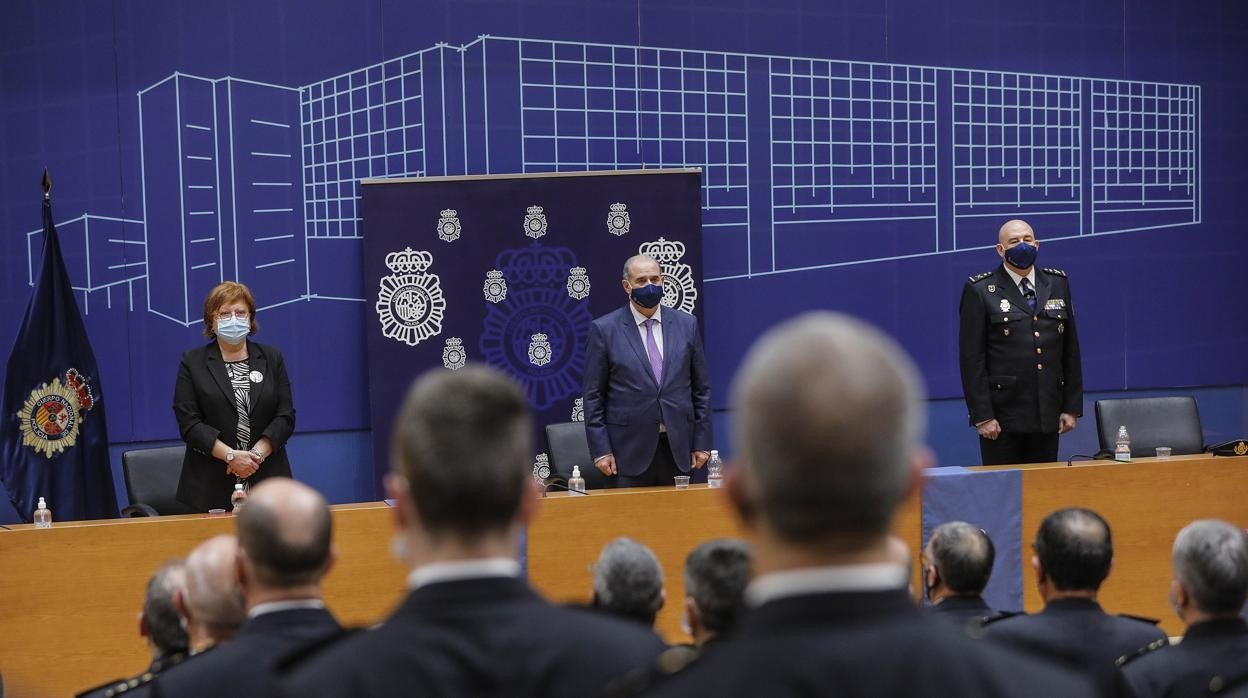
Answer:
(2, 0, 1246, 517)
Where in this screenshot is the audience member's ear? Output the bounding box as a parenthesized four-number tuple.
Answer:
(138, 611, 150, 640)
(1031, 555, 1047, 585)
(658, 587, 667, 612)
(173, 588, 192, 626)
(234, 548, 250, 594)
(385, 473, 412, 530)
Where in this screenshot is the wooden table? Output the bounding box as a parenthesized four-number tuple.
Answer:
(970, 454, 1248, 635)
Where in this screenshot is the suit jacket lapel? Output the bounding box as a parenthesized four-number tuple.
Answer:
(659, 310, 676, 389)
(205, 342, 237, 412)
(247, 342, 266, 416)
(995, 266, 1029, 314)
(620, 306, 661, 387)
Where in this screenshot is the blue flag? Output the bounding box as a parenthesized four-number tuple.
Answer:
(0, 191, 118, 522)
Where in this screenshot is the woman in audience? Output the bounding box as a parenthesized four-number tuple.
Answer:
(171, 281, 295, 511)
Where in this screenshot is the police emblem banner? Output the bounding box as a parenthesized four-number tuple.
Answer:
(361, 169, 704, 493)
(0, 190, 119, 522)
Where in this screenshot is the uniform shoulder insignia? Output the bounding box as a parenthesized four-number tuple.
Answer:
(980, 611, 1025, 628)
(1209, 666, 1248, 694)
(1118, 612, 1162, 626)
(1115, 637, 1171, 667)
(1041, 267, 1067, 277)
(968, 271, 993, 283)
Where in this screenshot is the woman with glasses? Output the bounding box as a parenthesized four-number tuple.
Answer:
(171, 281, 296, 511)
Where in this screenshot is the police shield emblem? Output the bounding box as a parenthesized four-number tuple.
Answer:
(606, 203, 630, 236)
(437, 208, 462, 242)
(999, 299, 1011, 312)
(483, 269, 508, 304)
(442, 337, 467, 371)
(566, 267, 591, 300)
(571, 397, 585, 422)
(532, 453, 552, 482)
(528, 333, 553, 367)
(639, 237, 698, 313)
(375, 247, 446, 346)
(18, 378, 81, 458)
(523, 205, 548, 239)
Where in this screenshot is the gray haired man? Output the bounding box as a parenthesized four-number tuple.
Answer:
(591, 537, 666, 627)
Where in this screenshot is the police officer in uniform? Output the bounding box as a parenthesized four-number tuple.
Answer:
(959, 219, 1083, 465)
(1115, 520, 1248, 698)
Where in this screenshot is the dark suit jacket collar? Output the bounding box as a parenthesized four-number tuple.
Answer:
(396, 575, 537, 617)
(1183, 617, 1248, 641)
(935, 595, 992, 612)
(742, 589, 918, 635)
(1042, 597, 1104, 615)
(238, 606, 340, 637)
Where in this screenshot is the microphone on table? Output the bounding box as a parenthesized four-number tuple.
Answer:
(1066, 451, 1114, 467)
(541, 477, 589, 498)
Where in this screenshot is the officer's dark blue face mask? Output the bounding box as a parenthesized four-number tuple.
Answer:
(630, 283, 664, 309)
(1003, 241, 1038, 269)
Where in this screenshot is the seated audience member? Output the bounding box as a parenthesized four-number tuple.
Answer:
(986, 507, 1167, 693)
(683, 539, 753, 648)
(282, 366, 665, 697)
(923, 521, 1006, 627)
(591, 537, 666, 627)
(76, 561, 190, 698)
(152, 478, 342, 698)
(1116, 519, 1248, 698)
(176, 534, 247, 654)
(641, 312, 1094, 697)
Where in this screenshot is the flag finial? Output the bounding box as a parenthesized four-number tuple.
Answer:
(42, 169, 51, 200)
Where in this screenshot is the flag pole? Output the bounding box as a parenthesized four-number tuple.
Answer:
(42, 168, 51, 200)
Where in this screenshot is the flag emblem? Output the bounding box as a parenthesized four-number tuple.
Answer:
(18, 378, 81, 458)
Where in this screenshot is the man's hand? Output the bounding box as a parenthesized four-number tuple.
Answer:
(226, 450, 261, 478)
(691, 451, 709, 470)
(976, 418, 1002, 441)
(1058, 413, 1078, 434)
(594, 454, 617, 476)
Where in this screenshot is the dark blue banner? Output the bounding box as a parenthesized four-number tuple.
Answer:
(361, 169, 704, 490)
(0, 193, 119, 522)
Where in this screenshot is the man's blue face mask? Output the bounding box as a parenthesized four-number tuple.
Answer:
(1003, 241, 1038, 269)
(630, 283, 664, 309)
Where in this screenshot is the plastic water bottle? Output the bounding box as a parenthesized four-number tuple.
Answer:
(1115, 426, 1132, 462)
(706, 450, 723, 489)
(33, 497, 52, 528)
(568, 466, 586, 494)
(231, 483, 247, 513)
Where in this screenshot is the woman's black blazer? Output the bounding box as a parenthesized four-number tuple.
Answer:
(172, 340, 295, 511)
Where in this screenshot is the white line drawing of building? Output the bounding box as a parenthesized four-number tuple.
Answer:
(29, 35, 1200, 322)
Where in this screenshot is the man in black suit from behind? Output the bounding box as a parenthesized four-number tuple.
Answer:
(153, 478, 342, 698)
(641, 312, 1094, 698)
(985, 507, 1167, 694)
(923, 521, 1006, 628)
(1116, 519, 1248, 698)
(282, 365, 665, 698)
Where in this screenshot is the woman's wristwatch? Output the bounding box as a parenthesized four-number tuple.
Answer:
(225, 450, 236, 463)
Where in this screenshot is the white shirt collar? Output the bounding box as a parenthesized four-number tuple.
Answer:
(247, 599, 326, 618)
(745, 563, 910, 606)
(407, 558, 521, 591)
(629, 301, 662, 326)
(1002, 264, 1036, 289)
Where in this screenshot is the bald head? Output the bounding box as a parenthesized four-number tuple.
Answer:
(1035, 508, 1113, 592)
(184, 535, 245, 638)
(998, 219, 1035, 245)
(236, 478, 333, 589)
(732, 311, 925, 549)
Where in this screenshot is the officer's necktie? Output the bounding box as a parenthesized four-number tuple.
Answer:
(643, 318, 663, 385)
(1020, 277, 1036, 311)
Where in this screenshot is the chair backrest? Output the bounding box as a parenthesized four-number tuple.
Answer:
(122, 445, 197, 515)
(1094, 397, 1204, 457)
(544, 422, 614, 490)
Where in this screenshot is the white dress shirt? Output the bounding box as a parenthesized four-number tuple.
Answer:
(1002, 265, 1037, 296)
(248, 598, 326, 619)
(406, 557, 521, 591)
(745, 563, 910, 606)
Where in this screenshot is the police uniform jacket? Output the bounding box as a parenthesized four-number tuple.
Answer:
(638, 589, 1096, 697)
(75, 652, 187, 698)
(985, 598, 1166, 695)
(151, 606, 341, 698)
(1116, 617, 1248, 698)
(280, 575, 666, 698)
(959, 265, 1083, 433)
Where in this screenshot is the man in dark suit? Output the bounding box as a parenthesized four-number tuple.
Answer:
(281, 366, 665, 697)
(591, 537, 666, 628)
(986, 507, 1167, 694)
(152, 478, 342, 698)
(641, 312, 1094, 697)
(1116, 519, 1248, 698)
(959, 219, 1083, 465)
(922, 521, 1006, 628)
(76, 561, 190, 698)
(583, 254, 712, 486)
(682, 539, 753, 648)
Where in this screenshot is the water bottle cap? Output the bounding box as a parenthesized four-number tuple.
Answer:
(235, 483, 244, 491)
(710, 450, 719, 458)
(572, 466, 581, 477)
(37, 497, 46, 509)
